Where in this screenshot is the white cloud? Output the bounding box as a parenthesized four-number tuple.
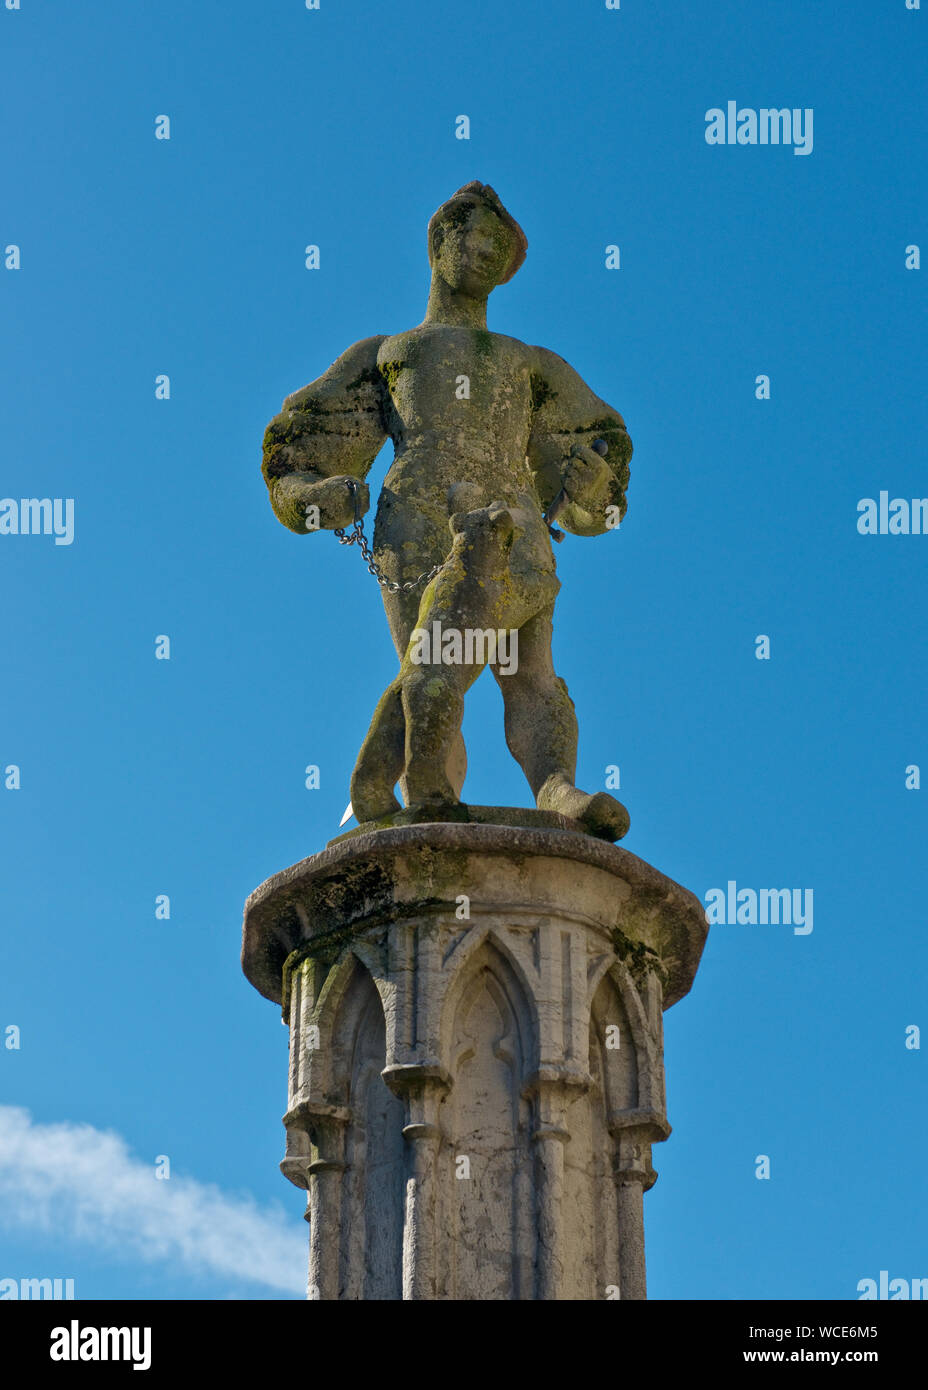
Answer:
(0, 1106, 305, 1295)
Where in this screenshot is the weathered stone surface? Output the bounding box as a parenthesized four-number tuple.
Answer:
(329, 800, 581, 845)
(247, 185, 706, 1301)
(261, 182, 633, 842)
(241, 824, 707, 1300)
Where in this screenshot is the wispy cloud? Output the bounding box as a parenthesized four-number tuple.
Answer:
(0, 1106, 305, 1295)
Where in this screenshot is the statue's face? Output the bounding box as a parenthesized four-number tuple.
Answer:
(432, 199, 514, 296)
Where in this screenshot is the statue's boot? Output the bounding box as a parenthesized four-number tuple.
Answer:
(537, 773, 630, 842)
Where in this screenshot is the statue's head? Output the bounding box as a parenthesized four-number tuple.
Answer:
(427, 182, 527, 296)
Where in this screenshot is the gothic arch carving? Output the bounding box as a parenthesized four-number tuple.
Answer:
(332, 957, 405, 1299)
(439, 924, 538, 1077)
(442, 937, 534, 1299)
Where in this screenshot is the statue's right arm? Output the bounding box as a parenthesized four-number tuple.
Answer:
(261, 335, 388, 533)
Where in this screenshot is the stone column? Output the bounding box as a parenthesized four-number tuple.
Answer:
(610, 1114, 669, 1300)
(382, 1064, 450, 1300)
(278, 1103, 348, 1300)
(242, 814, 708, 1300)
(526, 1071, 586, 1300)
(305, 1112, 348, 1301)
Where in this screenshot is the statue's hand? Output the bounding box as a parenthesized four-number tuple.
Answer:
(310, 475, 370, 530)
(267, 474, 370, 533)
(560, 444, 613, 512)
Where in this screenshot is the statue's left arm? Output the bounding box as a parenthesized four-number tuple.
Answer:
(526, 346, 633, 537)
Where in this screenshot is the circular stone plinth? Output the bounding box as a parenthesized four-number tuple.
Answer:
(242, 822, 708, 1011)
(328, 802, 583, 846)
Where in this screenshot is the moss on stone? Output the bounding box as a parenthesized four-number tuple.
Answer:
(530, 373, 557, 412)
(261, 404, 334, 484)
(439, 200, 473, 233)
(281, 895, 464, 985)
(379, 361, 406, 394)
(610, 926, 667, 989)
(345, 366, 384, 392)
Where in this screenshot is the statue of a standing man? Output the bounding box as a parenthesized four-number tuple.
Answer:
(262, 183, 633, 841)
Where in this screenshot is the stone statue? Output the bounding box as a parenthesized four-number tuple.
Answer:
(261, 182, 633, 841)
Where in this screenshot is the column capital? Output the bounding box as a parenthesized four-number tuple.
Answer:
(283, 1100, 351, 1128)
(608, 1108, 671, 1144)
(381, 1062, 452, 1098)
(610, 1119, 665, 1193)
(522, 1066, 592, 1099)
(281, 1102, 349, 1191)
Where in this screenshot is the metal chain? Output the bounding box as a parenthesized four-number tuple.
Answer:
(333, 481, 447, 594)
(332, 440, 610, 591)
(334, 516, 446, 593)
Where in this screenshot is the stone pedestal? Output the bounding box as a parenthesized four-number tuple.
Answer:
(241, 820, 707, 1301)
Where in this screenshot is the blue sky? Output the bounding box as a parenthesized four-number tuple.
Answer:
(1, 0, 925, 1299)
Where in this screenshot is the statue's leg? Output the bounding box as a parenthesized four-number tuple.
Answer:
(492, 605, 630, 842)
(401, 638, 484, 807)
(349, 587, 468, 823)
(349, 676, 405, 822)
(381, 588, 468, 803)
(397, 507, 521, 808)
